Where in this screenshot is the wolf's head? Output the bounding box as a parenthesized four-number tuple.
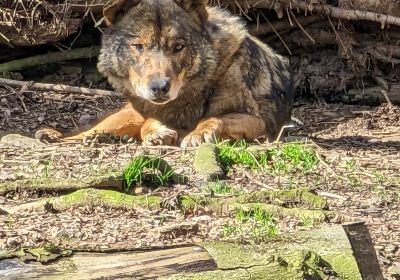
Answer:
(98, 0, 212, 105)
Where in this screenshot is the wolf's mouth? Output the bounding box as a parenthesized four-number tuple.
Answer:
(150, 98, 171, 105)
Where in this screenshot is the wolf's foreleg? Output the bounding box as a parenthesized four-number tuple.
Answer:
(35, 103, 145, 141)
(140, 118, 179, 146)
(180, 114, 265, 148)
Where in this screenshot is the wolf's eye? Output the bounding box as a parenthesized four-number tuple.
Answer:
(132, 44, 144, 52)
(173, 43, 185, 53)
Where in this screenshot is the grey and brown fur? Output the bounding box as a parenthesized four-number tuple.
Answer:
(37, 0, 294, 147)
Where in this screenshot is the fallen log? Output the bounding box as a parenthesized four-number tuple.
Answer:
(1, 224, 382, 279)
(0, 47, 100, 73)
(330, 85, 400, 105)
(0, 78, 120, 97)
(247, 15, 322, 36)
(219, 0, 400, 28)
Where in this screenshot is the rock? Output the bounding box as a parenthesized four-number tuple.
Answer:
(193, 143, 224, 181)
(246, 145, 268, 156)
(78, 114, 95, 126)
(6, 236, 21, 247)
(1, 134, 45, 148)
(388, 265, 400, 277)
(134, 186, 151, 195)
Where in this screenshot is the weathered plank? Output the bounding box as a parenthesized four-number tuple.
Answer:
(1, 246, 217, 279)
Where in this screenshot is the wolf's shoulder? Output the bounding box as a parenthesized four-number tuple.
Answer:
(206, 6, 247, 41)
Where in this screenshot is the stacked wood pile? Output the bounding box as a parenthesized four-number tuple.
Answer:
(1, 0, 400, 104)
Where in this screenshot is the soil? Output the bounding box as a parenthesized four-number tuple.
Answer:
(0, 74, 399, 279)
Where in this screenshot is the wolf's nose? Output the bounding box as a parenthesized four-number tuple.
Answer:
(150, 79, 171, 97)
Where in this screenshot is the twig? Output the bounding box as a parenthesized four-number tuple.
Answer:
(326, 16, 345, 50)
(0, 206, 12, 215)
(290, 116, 304, 126)
(243, 171, 277, 190)
(289, 9, 315, 44)
(17, 83, 30, 112)
(315, 191, 347, 201)
(314, 150, 352, 183)
(309, 138, 353, 178)
(259, 11, 292, 55)
(381, 90, 394, 107)
(0, 31, 14, 48)
(248, 15, 320, 36)
(312, 3, 400, 28)
(274, 124, 295, 143)
(0, 78, 121, 97)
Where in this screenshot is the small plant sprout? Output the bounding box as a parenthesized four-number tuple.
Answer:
(234, 205, 279, 238)
(223, 223, 239, 237)
(206, 181, 234, 195)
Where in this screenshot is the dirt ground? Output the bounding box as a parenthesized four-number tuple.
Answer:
(0, 80, 399, 279)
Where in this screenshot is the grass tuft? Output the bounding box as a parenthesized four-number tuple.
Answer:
(268, 143, 319, 174)
(123, 156, 175, 191)
(205, 181, 243, 195)
(223, 205, 279, 238)
(216, 140, 318, 174)
(217, 140, 267, 170)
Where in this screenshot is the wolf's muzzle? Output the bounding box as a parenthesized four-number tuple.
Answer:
(149, 78, 171, 99)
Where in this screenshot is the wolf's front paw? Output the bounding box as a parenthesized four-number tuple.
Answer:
(143, 126, 178, 146)
(180, 129, 216, 148)
(35, 128, 64, 143)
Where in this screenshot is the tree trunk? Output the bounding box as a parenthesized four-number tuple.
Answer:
(2, 225, 369, 280)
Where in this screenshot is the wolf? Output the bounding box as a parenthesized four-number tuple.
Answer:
(36, 0, 294, 148)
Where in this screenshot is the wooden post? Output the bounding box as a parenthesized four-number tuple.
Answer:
(343, 221, 384, 280)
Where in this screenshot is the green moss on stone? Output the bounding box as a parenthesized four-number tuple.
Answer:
(236, 188, 327, 209)
(160, 226, 361, 279)
(180, 188, 329, 223)
(194, 143, 224, 180)
(52, 188, 161, 209)
(12, 188, 161, 213)
(0, 245, 72, 263)
(233, 203, 327, 224)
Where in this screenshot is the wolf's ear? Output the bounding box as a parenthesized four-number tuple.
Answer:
(103, 0, 141, 26)
(174, 0, 209, 25)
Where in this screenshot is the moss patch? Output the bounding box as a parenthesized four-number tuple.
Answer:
(181, 188, 327, 214)
(161, 226, 361, 279)
(193, 143, 224, 180)
(0, 245, 72, 263)
(233, 203, 327, 225)
(10, 188, 162, 213)
(0, 172, 123, 195)
(235, 188, 327, 209)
